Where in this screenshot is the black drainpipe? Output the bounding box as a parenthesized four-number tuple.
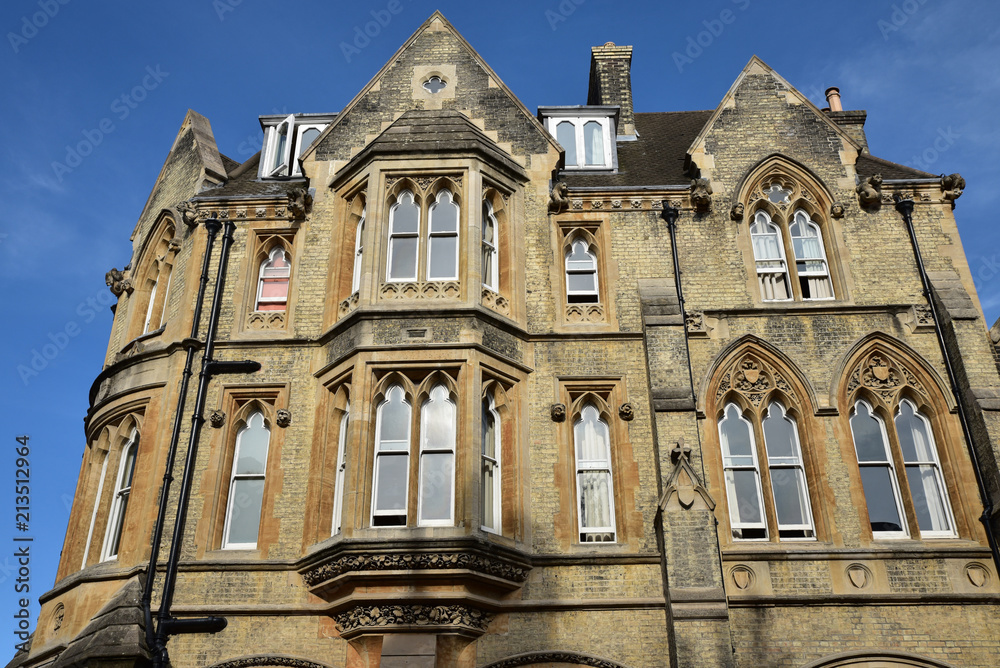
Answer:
(894, 196, 1000, 575)
(152, 219, 260, 667)
(141, 218, 220, 653)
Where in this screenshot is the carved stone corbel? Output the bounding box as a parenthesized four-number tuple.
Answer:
(105, 268, 134, 297)
(176, 200, 199, 228)
(940, 173, 965, 202)
(288, 188, 312, 221)
(659, 438, 715, 512)
(550, 403, 566, 422)
(618, 403, 635, 421)
(729, 202, 744, 222)
(276, 409, 292, 428)
(690, 178, 713, 212)
(830, 202, 845, 219)
(209, 410, 226, 428)
(549, 181, 569, 214)
(855, 174, 883, 209)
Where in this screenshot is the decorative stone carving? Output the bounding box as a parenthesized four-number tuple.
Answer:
(729, 202, 744, 222)
(551, 403, 566, 422)
(113, 340, 146, 364)
(333, 604, 493, 635)
(481, 287, 510, 316)
(846, 563, 872, 589)
(830, 202, 845, 219)
(379, 280, 461, 300)
(176, 200, 199, 227)
(565, 303, 604, 323)
(611, 199, 622, 209)
(288, 187, 312, 220)
(338, 291, 359, 316)
(591, 199, 604, 209)
(416, 176, 435, 191)
(548, 181, 569, 213)
(856, 173, 883, 209)
(690, 177, 713, 212)
(716, 353, 795, 408)
(481, 652, 630, 668)
(618, 403, 634, 421)
(209, 410, 226, 428)
(275, 206, 286, 217)
(218, 209, 230, 219)
(105, 268, 134, 297)
(685, 311, 708, 335)
(206, 656, 331, 668)
(913, 304, 934, 328)
(659, 438, 714, 513)
(941, 172, 965, 201)
(276, 409, 291, 428)
(236, 208, 248, 219)
(52, 603, 64, 632)
(966, 562, 990, 588)
(247, 311, 286, 330)
(302, 551, 530, 588)
(571, 199, 583, 210)
(255, 206, 267, 218)
(730, 565, 755, 590)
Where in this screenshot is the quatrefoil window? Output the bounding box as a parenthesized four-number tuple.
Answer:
(766, 183, 792, 204)
(423, 76, 447, 94)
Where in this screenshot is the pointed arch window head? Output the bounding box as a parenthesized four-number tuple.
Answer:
(256, 247, 291, 311)
(352, 205, 365, 294)
(482, 199, 499, 292)
(332, 406, 349, 535)
(850, 400, 908, 538)
(418, 384, 456, 525)
(895, 399, 955, 536)
(750, 212, 790, 302)
(101, 429, 139, 561)
(427, 190, 460, 281)
(481, 395, 501, 533)
(372, 386, 411, 526)
(574, 403, 616, 542)
(761, 402, 814, 538)
(387, 191, 420, 282)
(719, 403, 767, 540)
(566, 239, 599, 303)
(223, 411, 270, 549)
(789, 210, 833, 300)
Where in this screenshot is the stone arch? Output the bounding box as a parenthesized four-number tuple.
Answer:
(735, 153, 835, 210)
(800, 650, 956, 668)
(205, 656, 334, 668)
(479, 651, 632, 668)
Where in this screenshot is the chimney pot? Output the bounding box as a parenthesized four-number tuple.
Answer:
(825, 87, 843, 112)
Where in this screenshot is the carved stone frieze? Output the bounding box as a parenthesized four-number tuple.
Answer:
(333, 604, 493, 636)
(302, 551, 529, 588)
(105, 268, 134, 297)
(571, 199, 583, 210)
(481, 287, 510, 316)
(255, 207, 267, 218)
(481, 652, 630, 668)
(247, 311, 286, 330)
(379, 281, 460, 300)
(276, 409, 291, 428)
(611, 199, 622, 209)
(630, 199, 643, 209)
(590, 199, 603, 209)
(236, 208, 248, 219)
(565, 303, 604, 323)
(218, 209, 230, 220)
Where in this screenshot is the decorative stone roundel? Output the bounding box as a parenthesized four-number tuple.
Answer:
(730, 565, 755, 590)
(846, 563, 872, 589)
(965, 562, 990, 588)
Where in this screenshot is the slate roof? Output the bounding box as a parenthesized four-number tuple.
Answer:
(855, 153, 936, 180)
(52, 577, 150, 668)
(194, 152, 307, 200)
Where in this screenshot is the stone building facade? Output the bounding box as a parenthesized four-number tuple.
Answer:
(11, 12, 1000, 668)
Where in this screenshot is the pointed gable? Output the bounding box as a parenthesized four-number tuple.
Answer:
(308, 12, 560, 176)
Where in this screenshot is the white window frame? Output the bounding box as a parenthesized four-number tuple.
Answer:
(332, 408, 349, 535)
(351, 206, 365, 294)
(417, 385, 457, 527)
(789, 209, 834, 301)
(291, 123, 326, 176)
(427, 190, 460, 282)
(264, 114, 295, 177)
(850, 399, 909, 540)
(222, 412, 271, 550)
(545, 116, 614, 169)
(481, 395, 502, 533)
(100, 429, 139, 562)
(894, 398, 957, 538)
(482, 199, 499, 292)
(142, 278, 159, 334)
(719, 403, 769, 541)
(750, 211, 791, 302)
(574, 404, 617, 543)
(371, 386, 411, 526)
(761, 401, 815, 540)
(386, 191, 420, 282)
(565, 239, 600, 303)
(82, 448, 111, 568)
(255, 247, 291, 311)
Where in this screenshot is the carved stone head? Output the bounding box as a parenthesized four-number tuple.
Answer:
(276, 409, 292, 428)
(209, 410, 226, 428)
(830, 202, 845, 219)
(176, 200, 199, 227)
(550, 403, 566, 422)
(690, 178, 713, 212)
(730, 202, 745, 222)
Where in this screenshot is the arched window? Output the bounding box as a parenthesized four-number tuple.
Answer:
(719, 403, 767, 539)
(372, 385, 411, 526)
(351, 205, 365, 294)
(418, 384, 457, 526)
(482, 199, 499, 292)
(256, 247, 291, 311)
(481, 395, 501, 532)
(332, 407, 349, 535)
(583, 120, 604, 166)
(143, 279, 160, 334)
(566, 239, 599, 303)
(101, 429, 138, 561)
(387, 191, 419, 281)
(789, 209, 833, 300)
(750, 211, 790, 301)
(223, 411, 270, 549)
(850, 399, 908, 537)
(427, 190, 460, 281)
(136, 221, 177, 336)
(761, 401, 814, 538)
(894, 399, 954, 536)
(574, 403, 616, 542)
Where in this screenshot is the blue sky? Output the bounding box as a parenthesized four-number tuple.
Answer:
(1, 0, 999, 650)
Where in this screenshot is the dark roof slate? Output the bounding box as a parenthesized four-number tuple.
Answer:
(220, 153, 241, 175)
(53, 577, 150, 668)
(195, 152, 307, 200)
(855, 153, 936, 180)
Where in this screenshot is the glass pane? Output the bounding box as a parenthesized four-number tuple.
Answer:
(227, 478, 264, 545)
(762, 403, 796, 460)
(726, 469, 763, 525)
(374, 455, 407, 511)
(482, 464, 495, 528)
(906, 464, 951, 533)
(420, 452, 454, 521)
(567, 272, 597, 293)
(389, 237, 417, 279)
(851, 403, 890, 463)
(574, 405, 610, 462)
(896, 401, 935, 462)
(272, 126, 287, 170)
(259, 279, 289, 300)
(379, 387, 409, 447)
(482, 403, 496, 458)
(797, 260, 827, 274)
(483, 203, 495, 243)
(584, 121, 604, 166)
(859, 466, 904, 532)
(793, 237, 823, 260)
(483, 247, 495, 288)
(770, 467, 809, 527)
(108, 495, 128, 556)
(719, 405, 753, 459)
(579, 471, 612, 528)
(428, 236, 458, 279)
(235, 413, 269, 475)
(422, 386, 456, 450)
(557, 121, 577, 166)
(392, 194, 419, 234)
(121, 441, 137, 487)
(752, 234, 782, 260)
(567, 241, 596, 267)
(430, 193, 459, 233)
(299, 127, 320, 156)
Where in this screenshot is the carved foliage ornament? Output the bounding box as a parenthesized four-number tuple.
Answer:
(206, 657, 331, 668)
(716, 353, 795, 409)
(847, 350, 926, 406)
(334, 604, 492, 634)
(301, 551, 529, 587)
(480, 652, 630, 668)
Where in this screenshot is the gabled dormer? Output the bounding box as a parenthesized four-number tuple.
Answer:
(258, 112, 336, 178)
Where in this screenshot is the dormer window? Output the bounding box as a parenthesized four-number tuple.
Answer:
(539, 107, 618, 171)
(259, 113, 334, 178)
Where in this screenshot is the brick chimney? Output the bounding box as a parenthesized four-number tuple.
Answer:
(588, 42, 635, 137)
